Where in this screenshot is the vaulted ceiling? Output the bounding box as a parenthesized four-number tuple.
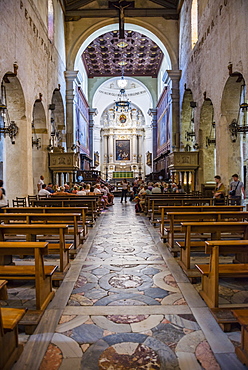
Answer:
(82, 30, 163, 78)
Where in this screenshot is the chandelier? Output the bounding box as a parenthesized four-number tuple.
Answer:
(115, 77, 131, 113)
(0, 82, 19, 144)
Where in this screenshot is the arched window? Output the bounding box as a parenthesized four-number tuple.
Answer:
(48, 0, 54, 43)
(191, 0, 198, 48)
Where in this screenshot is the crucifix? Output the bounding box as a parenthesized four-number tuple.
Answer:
(112, 1, 132, 39)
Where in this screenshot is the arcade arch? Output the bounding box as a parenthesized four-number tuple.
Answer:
(92, 77, 153, 180)
(199, 100, 215, 184)
(32, 100, 48, 193)
(219, 73, 246, 184)
(180, 89, 195, 151)
(1, 74, 32, 200)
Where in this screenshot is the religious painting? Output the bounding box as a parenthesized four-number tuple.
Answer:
(76, 89, 90, 155)
(157, 87, 171, 155)
(116, 140, 130, 161)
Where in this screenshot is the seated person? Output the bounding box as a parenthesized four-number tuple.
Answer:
(77, 186, 86, 195)
(38, 184, 51, 197)
(46, 183, 55, 193)
(152, 183, 162, 193)
(53, 186, 68, 195)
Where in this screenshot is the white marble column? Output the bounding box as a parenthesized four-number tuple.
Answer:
(132, 133, 137, 162)
(109, 133, 114, 163)
(89, 108, 97, 160)
(103, 135, 108, 163)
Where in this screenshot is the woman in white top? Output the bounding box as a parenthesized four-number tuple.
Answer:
(121, 179, 128, 203)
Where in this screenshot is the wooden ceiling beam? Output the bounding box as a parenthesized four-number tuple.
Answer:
(65, 8, 178, 20)
(149, 0, 177, 9)
(65, 0, 95, 10)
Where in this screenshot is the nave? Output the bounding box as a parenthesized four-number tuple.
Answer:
(12, 201, 245, 370)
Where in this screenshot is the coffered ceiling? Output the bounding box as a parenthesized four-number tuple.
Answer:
(82, 30, 163, 78)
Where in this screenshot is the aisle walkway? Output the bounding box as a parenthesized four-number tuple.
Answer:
(14, 201, 246, 370)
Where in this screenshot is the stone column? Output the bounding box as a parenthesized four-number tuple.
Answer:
(165, 70, 181, 151)
(89, 108, 98, 160)
(109, 133, 114, 163)
(64, 71, 79, 151)
(132, 133, 137, 162)
(103, 134, 108, 163)
(148, 108, 157, 170)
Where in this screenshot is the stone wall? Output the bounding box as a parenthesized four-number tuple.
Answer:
(179, 0, 248, 190)
(0, 0, 66, 200)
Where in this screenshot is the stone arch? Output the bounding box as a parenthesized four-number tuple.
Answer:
(1, 73, 32, 200)
(51, 88, 66, 148)
(218, 72, 245, 185)
(198, 100, 215, 184)
(180, 89, 194, 151)
(69, 20, 177, 71)
(32, 100, 49, 193)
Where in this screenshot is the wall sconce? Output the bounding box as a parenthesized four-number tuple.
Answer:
(47, 144, 53, 151)
(229, 83, 248, 142)
(185, 101, 197, 142)
(0, 83, 19, 144)
(206, 122, 216, 148)
(32, 137, 41, 150)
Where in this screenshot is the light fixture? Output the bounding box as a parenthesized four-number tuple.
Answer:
(115, 88, 131, 113)
(117, 76, 128, 89)
(0, 82, 19, 144)
(206, 121, 216, 148)
(229, 83, 248, 142)
(117, 41, 128, 48)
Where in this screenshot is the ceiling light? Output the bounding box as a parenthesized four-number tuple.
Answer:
(118, 61, 128, 66)
(117, 77, 128, 89)
(117, 41, 128, 48)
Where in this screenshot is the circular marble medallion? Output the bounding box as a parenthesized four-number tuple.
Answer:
(98, 343, 161, 370)
(109, 274, 143, 289)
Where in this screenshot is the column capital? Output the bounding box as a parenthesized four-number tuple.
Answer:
(89, 108, 98, 116)
(165, 69, 181, 81)
(64, 70, 79, 82)
(148, 108, 157, 117)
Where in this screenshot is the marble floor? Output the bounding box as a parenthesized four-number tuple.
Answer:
(13, 201, 248, 370)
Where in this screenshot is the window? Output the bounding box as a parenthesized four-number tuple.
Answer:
(48, 0, 54, 43)
(191, 0, 198, 48)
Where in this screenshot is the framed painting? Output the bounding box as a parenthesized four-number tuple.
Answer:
(116, 140, 130, 161)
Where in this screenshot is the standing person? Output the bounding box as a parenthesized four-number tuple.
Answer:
(0, 180, 7, 210)
(120, 179, 128, 203)
(37, 175, 44, 192)
(213, 175, 225, 205)
(229, 174, 245, 205)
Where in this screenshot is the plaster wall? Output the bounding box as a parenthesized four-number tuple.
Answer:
(179, 0, 248, 188)
(0, 0, 66, 200)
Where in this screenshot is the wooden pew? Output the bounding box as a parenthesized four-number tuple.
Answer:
(0, 306, 26, 370)
(0, 213, 82, 250)
(165, 211, 248, 250)
(159, 205, 244, 242)
(144, 193, 213, 217)
(3, 206, 88, 240)
(149, 197, 215, 224)
(0, 224, 70, 274)
(31, 199, 98, 225)
(178, 222, 248, 277)
(195, 240, 248, 309)
(0, 242, 57, 310)
(232, 309, 248, 366)
(0, 279, 8, 300)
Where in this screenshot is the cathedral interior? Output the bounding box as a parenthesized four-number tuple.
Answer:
(1, 0, 248, 369)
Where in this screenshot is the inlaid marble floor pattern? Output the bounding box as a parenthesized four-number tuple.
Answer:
(38, 201, 224, 370)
